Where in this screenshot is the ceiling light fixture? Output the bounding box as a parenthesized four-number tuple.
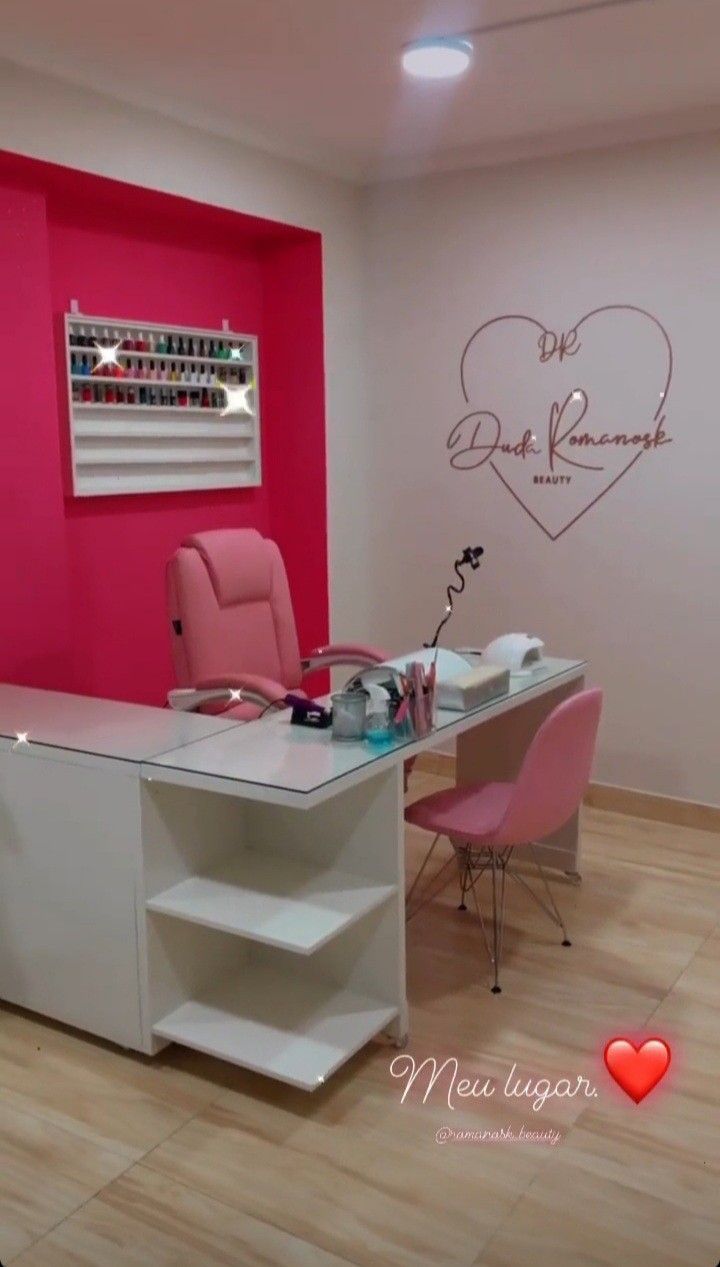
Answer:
(401, 0, 649, 81)
(401, 36, 473, 80)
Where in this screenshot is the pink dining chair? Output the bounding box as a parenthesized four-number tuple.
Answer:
(405, 688, 603, 993)
(166, 528, 386, 720)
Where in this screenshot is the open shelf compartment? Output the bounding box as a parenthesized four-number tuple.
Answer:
(141, 770, 406, 1088)
(152, 963, 398, 1091)
(147, 851, 396, 954)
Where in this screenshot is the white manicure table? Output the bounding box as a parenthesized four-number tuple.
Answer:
(0, 657, 585, 1091)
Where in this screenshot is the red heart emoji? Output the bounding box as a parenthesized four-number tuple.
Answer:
(603, 1037, 671, 1103)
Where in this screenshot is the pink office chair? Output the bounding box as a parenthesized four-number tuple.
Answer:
(405, 688, 603, 993)
(166, 529, 387, 720)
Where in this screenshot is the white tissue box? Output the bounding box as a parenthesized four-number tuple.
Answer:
(437, 665, 510, 712)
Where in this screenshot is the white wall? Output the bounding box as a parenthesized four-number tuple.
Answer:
(0, 59, 372, 646)
(3, 63, 718, 803)
(363, 134, 720, 805)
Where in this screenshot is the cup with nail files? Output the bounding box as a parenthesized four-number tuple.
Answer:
(404, 660, 436, 739)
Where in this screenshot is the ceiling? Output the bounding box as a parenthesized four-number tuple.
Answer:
(2, 0, 720, 183)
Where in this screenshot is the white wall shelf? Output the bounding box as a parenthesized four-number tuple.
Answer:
(147, 852, 397, 954)
(69, 346, 251, 369)
(72, 375, 255, 394)
(65, 313, 261, 496)
(152, 964, 398, 1091)
(74, 419, 254, 439)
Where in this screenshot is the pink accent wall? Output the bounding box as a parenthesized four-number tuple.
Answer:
(0, 150, 329, 705)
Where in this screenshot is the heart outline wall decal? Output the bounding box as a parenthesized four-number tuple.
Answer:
(447, 305, 673, 541)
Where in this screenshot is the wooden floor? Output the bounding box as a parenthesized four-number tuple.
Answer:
(2, 771, 719, 1267)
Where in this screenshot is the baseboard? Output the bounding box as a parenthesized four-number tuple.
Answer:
(414, 753, 720, 832)
(584, 782, 720, 832)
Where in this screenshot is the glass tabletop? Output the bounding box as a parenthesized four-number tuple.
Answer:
(0, 682, 236, 763)
(144, 657, 586, 798)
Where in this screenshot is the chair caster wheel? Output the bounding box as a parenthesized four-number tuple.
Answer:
(562, 939, 572, 947)
(457, 902, 467, 911)
(491, 985, 502, 994)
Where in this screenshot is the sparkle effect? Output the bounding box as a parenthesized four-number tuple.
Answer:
(217, 378, 255, 417)
(229, 346, 246, 362)
(12, 732, 29, 751)
(92, 341, 123, 373)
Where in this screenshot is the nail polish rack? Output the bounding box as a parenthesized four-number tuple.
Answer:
(65, 314, 261, 496)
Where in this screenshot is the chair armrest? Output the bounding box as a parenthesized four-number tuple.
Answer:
(168, 673, 288, 713)
(302, 642, 388, 673)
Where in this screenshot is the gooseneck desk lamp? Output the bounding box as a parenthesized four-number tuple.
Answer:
(425, 546, 484, 650)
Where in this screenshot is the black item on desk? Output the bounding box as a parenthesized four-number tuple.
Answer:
(286, 693, 333, 729)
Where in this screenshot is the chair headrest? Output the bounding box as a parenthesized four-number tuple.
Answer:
(182, 529, 274, 608)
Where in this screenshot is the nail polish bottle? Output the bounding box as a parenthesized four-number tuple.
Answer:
(72, 382, 80, 403)
(170, 362, 178, 382)
(166, 334, 175, 356)
(178, 387, 188, 406)
(82, 382, 92, 402)
(127, 385, 136, 404)
(139, 386, 147, 405)
(135, 332, 145, 352)
(201, 388, 209, 408)
(124, 330, 133, 351)
(199, 338, 206, 358)
(105, 383, 116, 404)
(147, 331, 155, 354)
(177, 335, 185, 357)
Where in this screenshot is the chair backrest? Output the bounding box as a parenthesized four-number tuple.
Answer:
(496, 688, 603, 846)
(167, 529, 303, 690)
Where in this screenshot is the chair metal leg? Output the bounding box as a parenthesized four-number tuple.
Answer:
(505, 847, 571, 946)
(406, 851, 456, 921)
(530, 845, 571, 945)
(490, 848, 503, 994)
(497, 848, 509, 964)
(467, 850, 493, 965)
(405, 833, 441, 907)
(457, 846, 470, 910)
